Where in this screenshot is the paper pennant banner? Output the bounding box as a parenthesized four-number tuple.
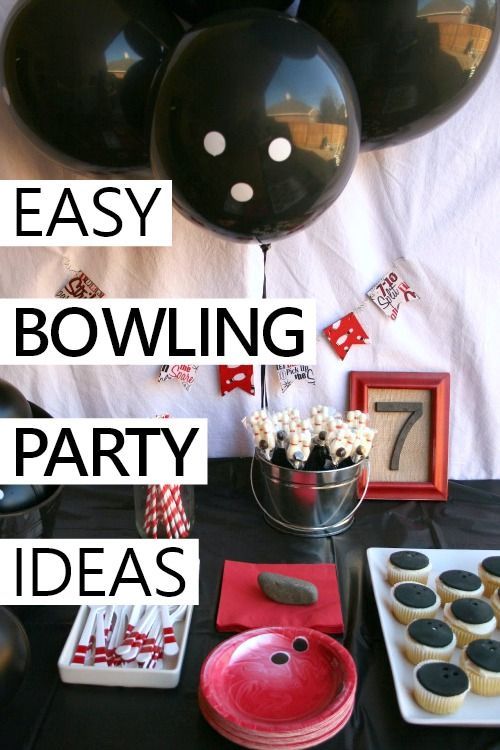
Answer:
(276, 365, 315, 394)
(56, 271, 105, 299)
(158, 364, 199, 391)
(323, 312, 370, 360)
(367, 267, 419, 321)
(219, 365, 255, 396)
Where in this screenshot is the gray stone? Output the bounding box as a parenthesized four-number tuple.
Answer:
(258, 572, 318, 605)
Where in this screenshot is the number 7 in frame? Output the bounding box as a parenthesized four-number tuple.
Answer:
(349, 371, 450, 501)
(374, 401, 423, 471)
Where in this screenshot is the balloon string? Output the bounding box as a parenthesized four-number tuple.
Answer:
(260, 243, 270, 410)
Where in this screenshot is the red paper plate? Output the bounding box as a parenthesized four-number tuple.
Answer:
(199, 691, 355, 743)
(200, 696, 355, 749)
(200, 627, 357, 735)
(199, 685, 355, 738)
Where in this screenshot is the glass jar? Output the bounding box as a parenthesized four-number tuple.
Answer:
(133, 484, 195, 539)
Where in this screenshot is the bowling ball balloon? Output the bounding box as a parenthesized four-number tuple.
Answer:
(0, 608, 30, 708)
(1, 0, 183, 171)
(0, 378, 32, 418)
(299, 0, 499, 150)
(0, 485, 52, 515)
(151, 10, 360, 242)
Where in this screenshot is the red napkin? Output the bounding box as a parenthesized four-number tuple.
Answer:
(216, 561, 344, 634)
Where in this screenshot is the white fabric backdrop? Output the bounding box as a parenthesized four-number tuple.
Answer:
(0, 0, 499, 479)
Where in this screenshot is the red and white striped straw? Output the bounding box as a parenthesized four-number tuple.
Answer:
(144, 483, 190, 539)
(172, 484, 190, 536)
(143, 484, 156, 536)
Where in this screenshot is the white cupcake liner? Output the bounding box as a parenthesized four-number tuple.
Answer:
(490, 592, 500, 627)
(478, 566, 500, 598)
(460, 652, 500, 696)
(435, 578, 484, 604)
(404, 631, 456, 666)
(390, 584, 441, 625)
(387, 565, 430, 586)
(413, 660, 469, 715)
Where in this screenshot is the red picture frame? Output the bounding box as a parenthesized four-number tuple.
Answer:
(349, 371, 450, 501)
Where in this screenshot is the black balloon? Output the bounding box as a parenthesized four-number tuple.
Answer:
(0, 377, 32, 418)
(213, 1, 292, 12)
(299, 0, 499, 150)
(0, 485, 52, 515)
(0, 608, 29, 708)
(1, 0, 183, 171)
(0, 382, 59, 517)
(167, 1, 291, 25)
(151, 10, 360, 242)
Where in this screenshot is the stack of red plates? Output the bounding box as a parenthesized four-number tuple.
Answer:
(199, 626, 357, 749)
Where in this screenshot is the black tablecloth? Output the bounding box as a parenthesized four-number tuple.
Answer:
(1, 461, 500, 750)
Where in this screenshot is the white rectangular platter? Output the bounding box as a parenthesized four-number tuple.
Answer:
(367, 547, 499, 726)
(58, 605, 193, 689)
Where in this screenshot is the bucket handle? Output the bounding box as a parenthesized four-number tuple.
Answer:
(250, 454, 371, 534)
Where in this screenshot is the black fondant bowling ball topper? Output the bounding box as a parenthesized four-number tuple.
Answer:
(151, 10, 360, 242)
(0, 378, 32, 419)
(0, 607, 30, 708)
(299, 0, 499, 150)
(1, 0, 183, 171)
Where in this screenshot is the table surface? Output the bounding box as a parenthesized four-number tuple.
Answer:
(1, 460, 500, 750)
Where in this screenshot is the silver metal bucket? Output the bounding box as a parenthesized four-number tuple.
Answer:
(251, 452, 370, 537)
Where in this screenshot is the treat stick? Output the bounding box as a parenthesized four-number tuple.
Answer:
(136, 618, 162, 667)
(103, 605, 115, 645)
(160, 605, 179, 657)
(72, 606, 102, 666)
(107, 606, 128, 665)
(93, 610, 108, 668)
(118, 606, 159, 662)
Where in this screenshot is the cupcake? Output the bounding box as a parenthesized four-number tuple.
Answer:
(390, 582, 440, 625)
(413, 660, 469, 714)
(404, 618, 456, 665)
(386, 550, 431, 585)
(435, 569, 484, 604)
(443, 598, 496, 648)
(478, 556, 500, 597)
(491, 587, 500, 626)
(460, 638, 500, 696)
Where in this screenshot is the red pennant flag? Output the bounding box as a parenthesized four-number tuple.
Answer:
(324, 312, 370, 361)
(219, 365, 255, 396)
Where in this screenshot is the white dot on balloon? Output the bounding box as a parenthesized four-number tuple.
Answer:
(231, 183, 253, 202)
(203, 131, 226, 156)
(268, 137, 292, 162)
(0, 489, 4, 500)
